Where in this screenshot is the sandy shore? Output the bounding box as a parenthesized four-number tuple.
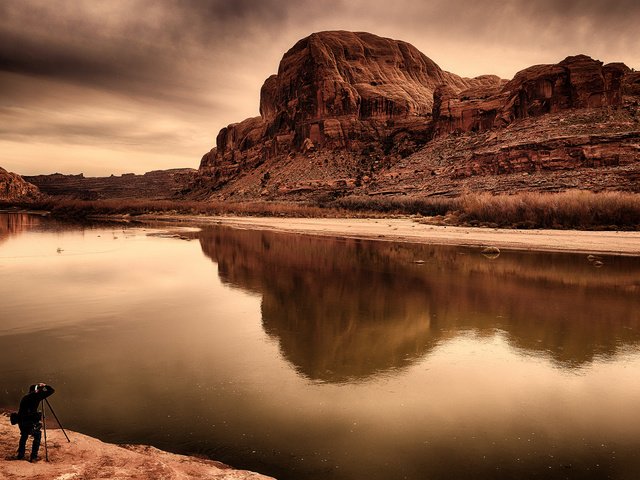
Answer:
(0, 414, 273, 480)
(137, 215, 640, 256)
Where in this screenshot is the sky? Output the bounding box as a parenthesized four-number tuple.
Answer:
(1, 0, 639, 176)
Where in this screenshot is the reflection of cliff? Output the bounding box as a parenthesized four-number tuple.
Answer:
(0, 213, 42, 244)
(199, 227, 640, 381)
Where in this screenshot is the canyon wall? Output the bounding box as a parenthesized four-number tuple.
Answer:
(432, 55, 630, 135)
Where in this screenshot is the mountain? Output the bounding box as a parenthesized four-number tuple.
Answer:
(191, 31, 640, 200)
(0, 167, 42, 202)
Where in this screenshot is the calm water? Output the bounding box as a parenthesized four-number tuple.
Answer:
(1, 213, 640, 480)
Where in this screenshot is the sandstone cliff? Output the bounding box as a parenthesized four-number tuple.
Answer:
(0, 168, 42, 202)
(432, 55, 629, 135)
(192, 31, 639, 201)
(198, 31, 502, 187)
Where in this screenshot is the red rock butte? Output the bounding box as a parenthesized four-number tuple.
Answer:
(193, 31, 640, 200)
(199, 31, 502, 181)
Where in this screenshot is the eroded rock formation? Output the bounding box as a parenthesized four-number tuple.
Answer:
(199, 31, 501, 186)
(432, 55, 630, 135)
(0, 167, 41, 202)
(193, 31, 639, 201)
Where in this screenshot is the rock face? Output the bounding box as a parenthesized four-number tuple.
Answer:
(193, 31, 640, 201)
(199, 31, 502, 186)
(432, 55, 630, 135)
(0, 167, 41, 202)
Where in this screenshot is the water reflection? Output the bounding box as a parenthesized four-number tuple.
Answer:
(199, 226, 640, 381)
(3, 214, 640, 480)
(0, 212, 43, 243)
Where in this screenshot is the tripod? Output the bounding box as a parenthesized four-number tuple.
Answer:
(40, 398, 70, 461)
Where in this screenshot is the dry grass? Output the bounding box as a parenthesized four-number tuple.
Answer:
(5, 198, 344, 218)
(327, 195, 460, 216)
(458, 190, 640, 230)
(4, 190, 640, 229)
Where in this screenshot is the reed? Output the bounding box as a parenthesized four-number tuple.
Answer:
(458, 190, 640, 229)
(4, 198, 343, 218)
(328, 195, 460, 216)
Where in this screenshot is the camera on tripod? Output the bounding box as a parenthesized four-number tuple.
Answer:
(11, 382, 70, 462)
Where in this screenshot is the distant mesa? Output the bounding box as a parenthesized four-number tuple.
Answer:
(25, 168, 197, 200)
(192, 30, 640, 200)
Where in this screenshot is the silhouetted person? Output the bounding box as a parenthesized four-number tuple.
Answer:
(16, 383, 55, 462)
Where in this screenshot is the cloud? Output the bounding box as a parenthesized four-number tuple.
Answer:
(1, 0, 638, 175)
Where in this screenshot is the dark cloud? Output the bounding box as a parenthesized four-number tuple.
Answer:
(0, 0, 334, 98)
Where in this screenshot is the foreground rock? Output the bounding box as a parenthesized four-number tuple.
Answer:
(0, 167, 42, 202)
(0, 415, 274, 480)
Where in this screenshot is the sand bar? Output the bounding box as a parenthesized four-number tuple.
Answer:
(137, 215, 640, 256)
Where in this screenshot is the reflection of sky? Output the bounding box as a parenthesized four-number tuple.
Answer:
(2, 216, 640, 479)
(0, 226, 239, 335)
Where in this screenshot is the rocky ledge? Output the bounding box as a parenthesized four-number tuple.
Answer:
(0, 415, 274, 480)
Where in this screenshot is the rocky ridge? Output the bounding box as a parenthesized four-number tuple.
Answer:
(25, 168, 196, 200)
(0, 168, 41, 202)
(192, 31, 640, 201)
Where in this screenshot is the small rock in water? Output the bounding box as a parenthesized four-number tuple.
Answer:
(481, 246, 500, 259)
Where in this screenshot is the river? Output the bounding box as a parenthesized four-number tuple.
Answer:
(1, 212, 640, 479)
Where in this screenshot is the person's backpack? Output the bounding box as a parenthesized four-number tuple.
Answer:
(10, 412, 20, 425)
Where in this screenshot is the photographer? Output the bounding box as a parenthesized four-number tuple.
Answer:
(15, 383, 55, 462)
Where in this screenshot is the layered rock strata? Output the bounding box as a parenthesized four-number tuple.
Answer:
(432, 55, 630, 135)
(199, 31, 502, 186)
(25, 168, 196, 200)
(193, 31, 639, 201)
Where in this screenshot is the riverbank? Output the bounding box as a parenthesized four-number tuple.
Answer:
(135, 214, 640, 256)
(0, 414, 274, 480)
(4, 189, 640, 230)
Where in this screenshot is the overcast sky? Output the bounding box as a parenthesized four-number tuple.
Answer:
(1, 0, 638, 176)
